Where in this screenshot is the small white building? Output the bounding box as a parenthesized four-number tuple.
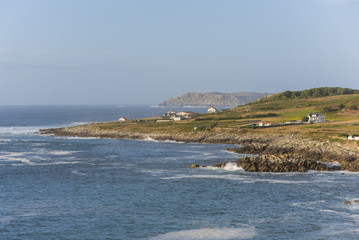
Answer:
(161, 110, 177, 119)
(167, 110, 176, 115)
(348, 136, 359, 141)
(118, 117, 127, 122)
(177, 111, 194, 119)
(173, 116, 182, 121)
(308, 113, 325, 124)
(207, 107, 217, 113)
(258, 122, 275, 127)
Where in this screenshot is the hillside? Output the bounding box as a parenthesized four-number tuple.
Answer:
(159, 91, 269, 106)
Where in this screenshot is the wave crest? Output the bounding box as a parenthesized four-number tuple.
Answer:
(150, 227, 257, 240)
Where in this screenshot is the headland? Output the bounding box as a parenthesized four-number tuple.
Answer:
(40, 87, 359, 172)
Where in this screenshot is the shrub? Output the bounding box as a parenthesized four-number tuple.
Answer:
(338, 104, 345, 110)
(348, 104, 358, 110)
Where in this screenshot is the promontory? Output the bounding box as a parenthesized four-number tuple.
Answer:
(40, 87, 359, 172)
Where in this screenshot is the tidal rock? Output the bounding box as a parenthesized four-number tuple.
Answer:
(189, 164, 200, 168)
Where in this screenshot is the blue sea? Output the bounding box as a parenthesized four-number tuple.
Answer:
(0, 105, 358, 240)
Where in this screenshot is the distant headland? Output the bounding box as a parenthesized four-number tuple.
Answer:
(159, 91, 270, 107)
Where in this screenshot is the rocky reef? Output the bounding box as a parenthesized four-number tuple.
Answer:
(211, 155, 339, 172)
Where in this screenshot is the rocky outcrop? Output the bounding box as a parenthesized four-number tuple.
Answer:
(235, 155, 337, 172)
(225, 135, 358, 172)
(159, 92, 269, 106)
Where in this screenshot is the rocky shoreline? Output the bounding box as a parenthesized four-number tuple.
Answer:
(39, 126, 359, 172)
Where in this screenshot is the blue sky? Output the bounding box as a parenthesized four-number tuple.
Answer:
(1, 0, 359, 105)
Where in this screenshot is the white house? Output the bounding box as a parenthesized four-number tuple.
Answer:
(161, 110, 177, 119)
(173, 116, 182, 121)
(258, 122, 274, 127)
(118, 117, 127, 122)
(308, 113, 325, 124)
(207, 107, 217, 113)
(348, 136, 359, 141)
(177, 111, 195, 119)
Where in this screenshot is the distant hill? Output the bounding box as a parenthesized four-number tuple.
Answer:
(225, 87, 359, 119)
(252, 87, 359, 104)
(159, 92, 270, 107)
(194, 87, 359, 125)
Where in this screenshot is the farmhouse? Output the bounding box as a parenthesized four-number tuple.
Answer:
(173, 116, 182, 121)
(177, 111, 195, 119)
(161, 110, 177, 119)
(348, 136, 359, 141)
(308, 113, 325, 124)
(258, 122, 275, 127)
(207, 107, 217, 113)
(118, 117, 127, 122)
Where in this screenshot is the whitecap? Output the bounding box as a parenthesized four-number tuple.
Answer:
(71, 170, 86, 176)
(0, 138, 12, 142)
(0, 126, 40, 135)
(150, 227, 257, 240)
(48, 150, 79, 155)
(162, 174, 312, 184)
(161, 174, 251, 182)
(0, 152, 33, 165)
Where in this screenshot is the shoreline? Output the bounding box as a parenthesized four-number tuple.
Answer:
(39, 126, 359, 172)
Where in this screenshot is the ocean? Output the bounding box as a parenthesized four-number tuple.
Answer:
(0, 105, 358, 240)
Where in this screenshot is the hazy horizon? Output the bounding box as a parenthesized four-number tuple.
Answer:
(1, 0, 359, 105)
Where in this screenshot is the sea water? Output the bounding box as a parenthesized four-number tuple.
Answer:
(0, 105, 358, 240)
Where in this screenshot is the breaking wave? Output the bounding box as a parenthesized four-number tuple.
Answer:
(144, 136, 159, 142)
(150, 227, 257, 240)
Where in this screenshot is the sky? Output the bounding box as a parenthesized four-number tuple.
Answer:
(1, 0, 359, 105)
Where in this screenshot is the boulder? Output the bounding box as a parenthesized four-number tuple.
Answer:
(189, 164, 200, 168)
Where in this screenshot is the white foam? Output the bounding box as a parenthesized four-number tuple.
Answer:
(222, 150, 242, 155)
(150, 227, 257, 240)
(144, 136, 159, 142)
(162, 174, 312, 184)
(63, 136, 99, 140)
(0, 152, 33, 165)
(0, 138, 12, 142)
(320, 209, 342, 214)
(33, 161, 83, 166)
(291, 200, 326, 208)
(323, 161, 341, 168)
(223, 162, 244, 171)
(48, 150, 79, 155)
(71, 170, 86, 176)
(0, 126, 40, 135)
(161, 174, 252, 182)
(163, 139, 184, 144)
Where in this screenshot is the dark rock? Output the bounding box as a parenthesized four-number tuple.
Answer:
(189, 164, 200, 168)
